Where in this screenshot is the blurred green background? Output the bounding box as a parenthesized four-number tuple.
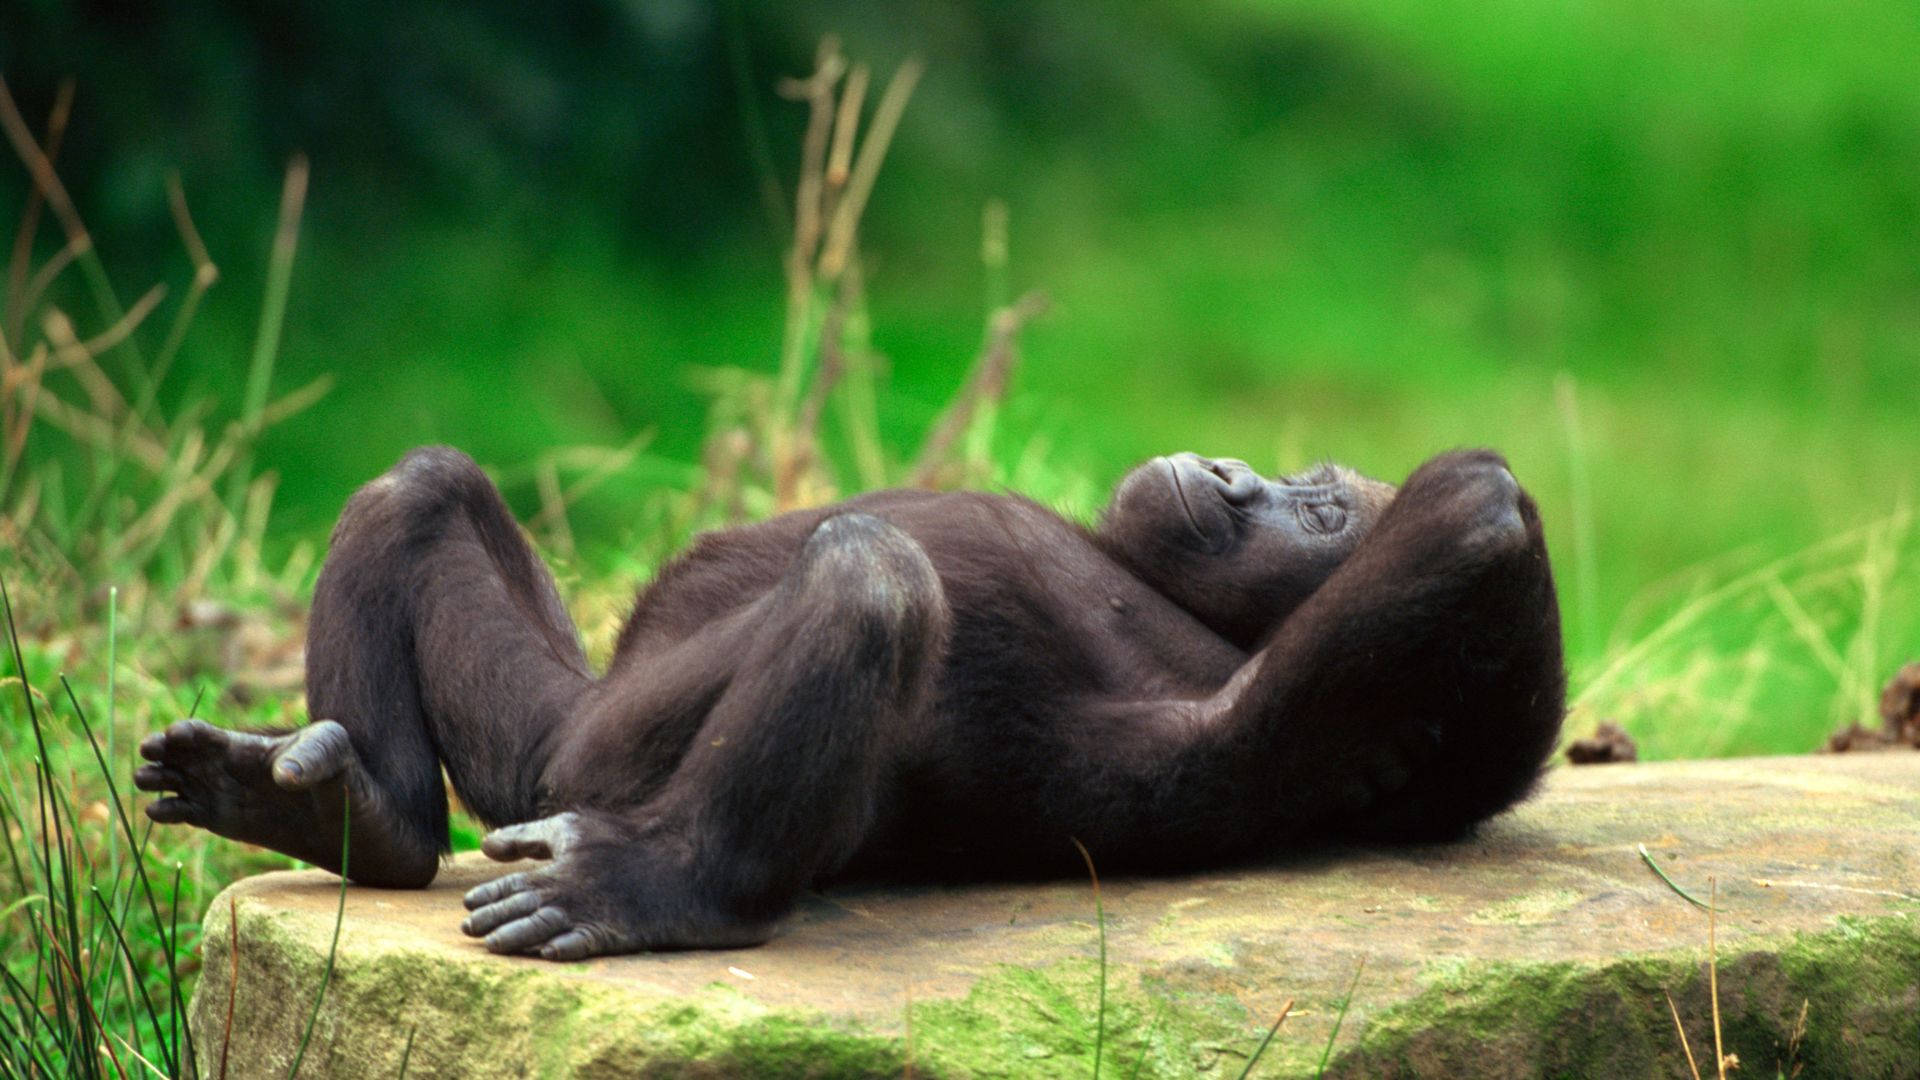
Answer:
(3, 0, 1916, 755)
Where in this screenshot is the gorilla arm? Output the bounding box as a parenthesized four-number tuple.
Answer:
(1160, 451, 1565, 846)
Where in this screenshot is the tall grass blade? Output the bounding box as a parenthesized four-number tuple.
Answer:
(88, 885, 169, 1067)
(230, 154, 308, 516)
(64, 669, 191, 1075)
(1121, 999, 1164, 1080)
(1708, 877, 1724, 1080)
(1638, 844, 1712, 910)
(287, 798, 349, 1078)
(1314, 958, 1365, 1078)
(1236, 999, 1295, 1080)
(396, 1024, 418, 1078)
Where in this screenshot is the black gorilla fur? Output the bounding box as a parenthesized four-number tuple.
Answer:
(136, 445, 1564, 959)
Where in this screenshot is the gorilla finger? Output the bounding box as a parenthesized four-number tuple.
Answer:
(271, 722, 351, 790)
(461, 889, 542, 937)
(481, 813, 578, 862)
(484, 906, 572, 955)
(163, 717, 222, 749)
(463, 871, 534, 911)
(137, 730, 169, 760)
(132, 763, 183, 792)
(145, 797, 203, 826)
(539, 928, 605, 962)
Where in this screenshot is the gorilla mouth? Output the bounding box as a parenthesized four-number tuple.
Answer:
(1164, 458, 1200, 530)
(1162, 456, 1236, 551)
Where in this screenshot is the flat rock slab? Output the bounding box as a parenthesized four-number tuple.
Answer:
(189, 755, 1920, 1079)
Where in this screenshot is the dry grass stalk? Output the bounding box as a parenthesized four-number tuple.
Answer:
(2, 75, 325, 621)
(826, 63, 869, 190)
(692, 426, 754, 527)
(4, 79, 73, 342)
(827, 256, 890, 491)
(981, 198, 1010, 310)
(18, 234, 86, 317)
(0, 77, 91, 257)
(75, 281, 166, 359)
(766, 38, 848, 511)
(1665, 989, 1703, 1080)
(1782, 999, 1808, 1077)
(776, 265, 858, 508)
(1708, 876, 1725, 1080)
(674, 38, 1049, 525)
(910, 291, 1051, 488)
(154, 170, 220, 385)
(241, 154, 308, 429)
(799, 271, 854, 439)
(0, 82, 72, 474)
(527, 432, 656, 540)
(818, 57, 922, 278)
(774, 36, 846, 422)
(2, 340, 50, 478)
(764, 43, 962, 513)
(536, 459, 574, 561)
(26, 382, 168, 471)
(46, 302, 146, 422)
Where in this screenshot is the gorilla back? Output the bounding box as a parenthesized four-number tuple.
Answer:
(136, 445, 1564, 959)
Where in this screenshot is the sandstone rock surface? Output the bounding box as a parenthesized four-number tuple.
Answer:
(188, 754, 1920, 1078)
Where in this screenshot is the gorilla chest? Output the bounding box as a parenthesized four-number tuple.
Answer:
(930, 572, 1241, 718)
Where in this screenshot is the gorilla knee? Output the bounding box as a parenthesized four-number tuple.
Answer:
(362, 446, 488, 508)
(796, 513, 946, 635)
(334, 446, 498, 546)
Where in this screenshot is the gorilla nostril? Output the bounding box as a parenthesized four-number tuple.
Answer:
(1203, 460, 1262, 504)
(1200, 458, 1249, 487)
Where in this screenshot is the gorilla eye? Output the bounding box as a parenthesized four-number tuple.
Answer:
(1299, 503, 1346, 534)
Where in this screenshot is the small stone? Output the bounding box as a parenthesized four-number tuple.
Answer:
(1565, 721, 1637, 764)
(1825, 661, 1920, 753)
(1877, 661, 1920, 745)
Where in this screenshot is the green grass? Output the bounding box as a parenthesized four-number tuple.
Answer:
(2, 587, 207, 1077)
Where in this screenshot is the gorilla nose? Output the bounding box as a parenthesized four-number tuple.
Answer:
(1180, 455, 1262, 504)
(1203, 458, 1247, 481)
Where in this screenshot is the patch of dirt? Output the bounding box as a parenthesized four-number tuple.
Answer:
(1823, 661, 1920, 752)
(1565, 720, 1638, 764)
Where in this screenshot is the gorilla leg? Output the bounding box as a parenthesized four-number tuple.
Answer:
(135, 447, 592, 887)
(461, 512, 947, 958)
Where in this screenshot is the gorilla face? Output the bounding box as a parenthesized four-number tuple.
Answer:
(1099, 454, 1396, 646)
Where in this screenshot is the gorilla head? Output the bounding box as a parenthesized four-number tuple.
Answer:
(1099, 454, 1397, 646)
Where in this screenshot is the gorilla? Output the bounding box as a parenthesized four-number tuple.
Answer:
(135, 445, 1563, 960)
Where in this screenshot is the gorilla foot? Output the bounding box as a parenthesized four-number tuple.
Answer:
(135, 718, 349, 845)
(133, 718, 433, 884)
(461, 811, 777, 959)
